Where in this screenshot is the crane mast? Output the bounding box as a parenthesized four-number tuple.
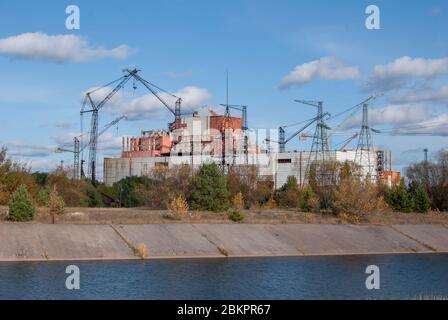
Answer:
(81, 71, 135, 182)
(59, 116, 126, 180)
(80, 68, 182, 182)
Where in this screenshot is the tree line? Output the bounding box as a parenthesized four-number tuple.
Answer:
(1, 146, 447, 222)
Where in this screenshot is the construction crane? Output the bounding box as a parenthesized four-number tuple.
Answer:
(337, 133, 359, 151)
(81, 69, 137, 182)
(57, 116, 126, 180)
(265, 112, 330, 152)
(124, 69, 189, 130)
(219, 104, 248, 131)
(81, 68, 187, 182)
(55, 137, 80, 179)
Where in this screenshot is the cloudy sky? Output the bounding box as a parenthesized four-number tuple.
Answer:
(0, 0, 447, 176)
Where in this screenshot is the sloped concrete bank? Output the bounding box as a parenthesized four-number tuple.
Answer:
(0, 224, 447, 261)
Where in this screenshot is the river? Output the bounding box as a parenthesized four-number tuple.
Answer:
(1, 254, 447, 299)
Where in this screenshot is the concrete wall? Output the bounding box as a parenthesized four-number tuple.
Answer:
(1, 224, 447, 261)
(103, 150, 382, 188)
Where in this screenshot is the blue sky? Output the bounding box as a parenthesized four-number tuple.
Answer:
(0, 0, 447, 175)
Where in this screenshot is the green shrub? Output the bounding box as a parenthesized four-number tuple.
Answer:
(37, 187, 50, 206)
(112, 176, 149, 208)
(299, 185, 320, 212)
(275, 176, 300, 208)
(85, 181, 104, 207)
(228, 210, 244, 222)
(189, 163, 230, 212)
(411, 184, 431, 213)
(386, 182, 414, 213)
(8, 185, 36, 221)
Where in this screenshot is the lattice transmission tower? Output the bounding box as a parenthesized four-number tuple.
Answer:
(355, 103, 375, 180)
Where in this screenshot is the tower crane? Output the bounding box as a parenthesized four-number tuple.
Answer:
(81, 69, 137, 182)
(57, 115, 126, 180)
(219, 104, 248, 131)
(265, 112, 330, 152)
(124, 69, 196, 130)
(81, 68, 188, 182)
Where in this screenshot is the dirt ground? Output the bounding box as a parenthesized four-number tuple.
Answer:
(1, 206, 447, 225)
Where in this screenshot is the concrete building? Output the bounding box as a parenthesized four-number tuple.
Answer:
(104, 113, 397, 188)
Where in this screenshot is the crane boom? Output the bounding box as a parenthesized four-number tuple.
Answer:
(127, 71, 177, 116)
(58, 116, 126, 180)
(265, 112, 330, 152)
(294, 100, 323, 108)
(284, 112, 330, 144)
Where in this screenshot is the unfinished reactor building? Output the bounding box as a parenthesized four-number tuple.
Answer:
(103, 110, 398, 188)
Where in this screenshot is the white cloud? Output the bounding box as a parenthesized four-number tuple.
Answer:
(368, 56, 448, 90)
(279, 56, 360, 89)
(393, 114, 448, 136)
(390, 85, 448, 104)
(341, 104, 433, 129)
(0, 32, 131, 62)
(86, 85, 212, 121)
(5, 141, 54, 158)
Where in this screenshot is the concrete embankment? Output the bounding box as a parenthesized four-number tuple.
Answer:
(0, 224, 448, 261)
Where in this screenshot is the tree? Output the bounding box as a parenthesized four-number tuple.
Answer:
(189, 162, 230, 212)
(8, 184, 36, 221)
(333, 177, 381, 215)
(385, 181, 414, 213)
(411, 183, 431, 213)
(113, 176, 149, 208)
(299, 185, 320, 212)
(275, 176, 300, 208)
(84, 181, 104, 207)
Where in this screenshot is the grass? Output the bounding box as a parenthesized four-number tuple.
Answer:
(1, 206, 447, 225)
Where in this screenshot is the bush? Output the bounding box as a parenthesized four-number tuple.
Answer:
(189, 163, 230, 212)
(113, 176, 149, 208)
(262, 196, 277, 209)
(333, 178, 382, 215)
(298, 185, 320, 212)
(275, 176, 300, 208)
(167, 194, 189, 217)
(8, 185, 36, 222)
(411, 184, 431, 213)
(37, 187, 50, 206)
(125, 165, 193, 209)
(46, 170, 89, 207)
(386, 181, 414, 213)
(228, 210, 244, 222)
(84, 181, 104, 207)
(232, 192, 244, 210)
(48, 185, 65, 215)
(227, 165, 260, 209)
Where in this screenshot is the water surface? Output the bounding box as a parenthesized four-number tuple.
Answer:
(1, 254, 447, 299)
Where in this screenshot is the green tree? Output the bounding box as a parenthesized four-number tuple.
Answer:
(85, 181, 104, 207)
(8, 184, 36, 221)
(189, 163, 230, 212)
(299, 185, 320, 212)
(385, 181, 414, 213)
(37, 187, 50, 206)
(411, 184, 431, 213)
(113, 177, 149, 208)
(275, 176, 299, 208)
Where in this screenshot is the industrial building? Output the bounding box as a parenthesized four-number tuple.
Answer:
(103, 112, 398, 188)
